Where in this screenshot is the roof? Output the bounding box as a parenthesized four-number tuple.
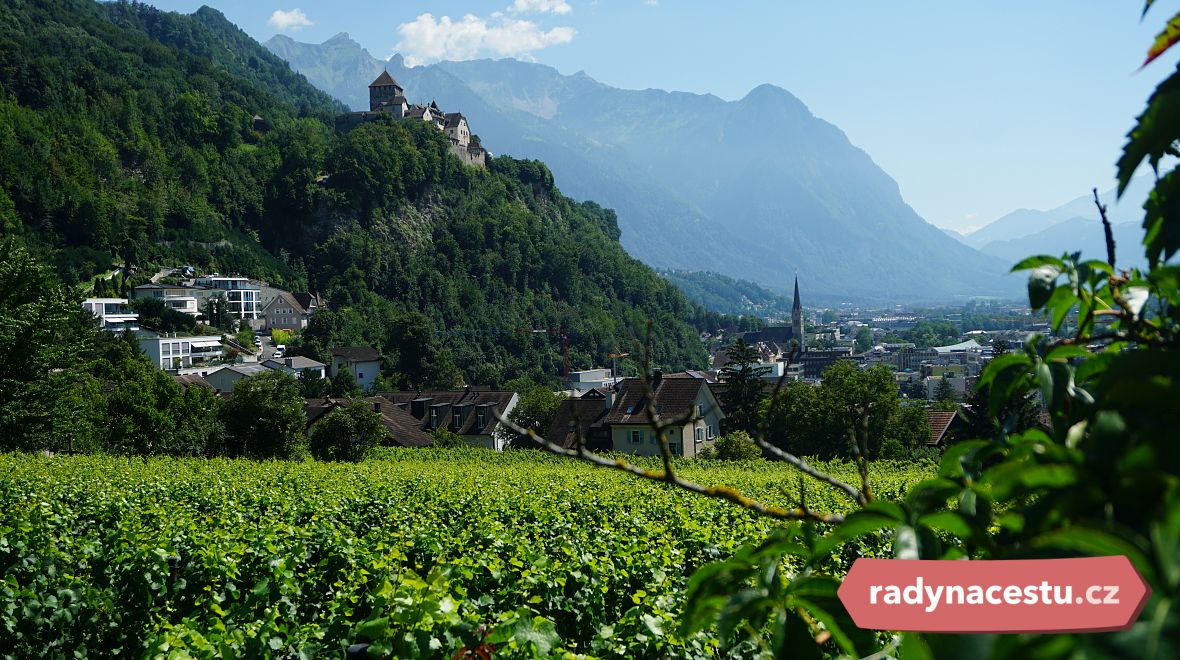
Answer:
(377, 390, 517, 436)
(546, 398, 610, 450)
(925, 409, 958, 446)
(369, 70, 401, 88)
(603, 376, 719, 425)
(209, 363, 270, 378)
(331, 346, 381, 362)
(444, 112, 466, 128)
(292, 292, 321, 310)
(263, 290, 309, 315)
(262, 356, 326, 371)
(304, 397, 435, 448)
(933, 339, 982, 354)
(174, 374, 215, 392)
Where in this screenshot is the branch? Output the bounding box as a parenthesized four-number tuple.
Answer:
(1093, 188, 1117, 270)
(753, 344, 866, 505)
(494, 411, 845, 524)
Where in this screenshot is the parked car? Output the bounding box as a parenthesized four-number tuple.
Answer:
(273, 350, 284, 359)
(253, 336, 262, 346)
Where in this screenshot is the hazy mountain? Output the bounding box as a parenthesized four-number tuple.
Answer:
(267, 36, 1016, 301)
(965, 176, 1153, 249)
(978, 218, 1147, 269)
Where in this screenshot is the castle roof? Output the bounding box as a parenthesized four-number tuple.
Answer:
(444, 112, 466, 128)
(369, 70, 401, 88)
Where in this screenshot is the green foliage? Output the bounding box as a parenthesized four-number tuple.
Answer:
(763, 362, 928, 460)
(698, 431, 763, 462)
(309, 404, 385, 462)
(933, 377, 956, 403)
(329, 366, 362, 397)
(854, 326, 873, 353)
(218, 370, 307, 459)
(505, 378, 566, 448)
(270, 328, 292, 346)
(430, 428, 467, 449)
(719, 338, 770, 434)
(900, 319, 961, 348)
(0, 452, 931, 658)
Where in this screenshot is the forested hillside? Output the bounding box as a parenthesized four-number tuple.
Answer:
(0, 0, 710, 386)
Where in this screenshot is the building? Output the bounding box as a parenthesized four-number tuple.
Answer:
(82, 297, 139, 332)
(376, 389, 520, 450)
(203, 363, 271, 394)
(136, 332, 225, 371)
(131, 283, 205, 316)
(799, 347, 856, 379)
(547, 371, 725, 458)
(566, 368, 623, 396)
(339, 72, 489, 168)
(261, 291, 320, 331)
(741, 275, 806, 353)
(192, 276, 260, 320)
(329, 346, 383, 392)
(305, 396, 435, 448)
(262, 356, 327, 380)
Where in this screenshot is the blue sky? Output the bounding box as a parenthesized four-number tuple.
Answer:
(145, 1, 1176, 233)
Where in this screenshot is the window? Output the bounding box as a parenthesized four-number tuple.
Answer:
(695, 427, 705, 443)
(695, 404, 704, 418)
(451, 412, 463, 430)
(357, 372, 364, 381)
(708, 425, 717, 439)
(429, 408, 439, 428)
(476, 409, 486, 429)
(629, 430, 642, 445)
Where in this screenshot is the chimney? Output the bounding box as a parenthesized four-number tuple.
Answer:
(285, 357, 293, 368)
(603, 385, 615, 410)
(372, 400, 382, 414)
(652, 370, 663, 392)
(411, 397, 431, 419)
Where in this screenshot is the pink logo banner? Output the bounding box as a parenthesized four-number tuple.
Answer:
(837, 556, 1150, 633)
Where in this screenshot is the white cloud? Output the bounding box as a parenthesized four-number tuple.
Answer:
(268, 8, 313, 32)
(396, 12, 575, 66)
(511, 0, 573, 14)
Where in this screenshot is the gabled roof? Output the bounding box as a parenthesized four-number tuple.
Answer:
(304, 397, 434, 448)
(546, 398, 610, 450)
(369, 70, 401, 88)
(263, 290, 309, 315)
(291, 292, 321, 310)
(377, 390, 517, 436)
(262, 356, 326, 371)
(603, 376, 721, 425)
(174, 374, 215, 392)
(331, 346, 381, 362)
(925, 409, 958, 446)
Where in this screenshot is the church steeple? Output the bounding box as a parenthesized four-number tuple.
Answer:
(791, 274, 805, 353)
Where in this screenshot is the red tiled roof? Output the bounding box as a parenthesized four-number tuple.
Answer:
(925, 409, 958, 446)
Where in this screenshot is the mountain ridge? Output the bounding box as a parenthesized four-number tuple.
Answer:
(265, 34, 1016, 302)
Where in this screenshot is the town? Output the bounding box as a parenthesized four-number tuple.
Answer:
(81, 264, 1047, 457)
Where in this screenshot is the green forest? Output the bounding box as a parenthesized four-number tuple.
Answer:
(0, 0, 724, 389)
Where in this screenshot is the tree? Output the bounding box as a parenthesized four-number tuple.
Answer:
(505, 378, 566, 449)
(934, 377, 956, 403)
(219, 370, 307, 459)
(0, 242, 98, 452)
(329, 367, 362, 397)
(698, 431, 763, 461)
(309, 404, 385, 462)
(719, 338, 770, 434)
(431, 428, 467, 448)
(854, 326, 873, 353)
(299, 369, 329, 398)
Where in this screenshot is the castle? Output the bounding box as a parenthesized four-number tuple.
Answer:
(339, 71, 489, 168)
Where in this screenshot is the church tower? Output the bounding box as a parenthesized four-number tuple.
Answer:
(791, 275, 805, 353)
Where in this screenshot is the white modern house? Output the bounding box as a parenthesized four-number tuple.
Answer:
(82, 297, 139, 332)
(193, 276, 260, 320)
(131, 283, 204, 316)
(136, 331, 225, 371)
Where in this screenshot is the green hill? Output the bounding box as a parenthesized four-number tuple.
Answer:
(0, 0, 707, 385)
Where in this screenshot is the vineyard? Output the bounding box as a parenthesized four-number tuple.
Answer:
(0, 450, 933, 658)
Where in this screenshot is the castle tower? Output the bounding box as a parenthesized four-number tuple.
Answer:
(368, 70, 404, 111)
(791, 274, 805, 353)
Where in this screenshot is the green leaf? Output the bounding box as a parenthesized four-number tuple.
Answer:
(918, 511, 974, 539)
(812, 508, 899, 560)
(1028, 264, 1061, 310)
(1118, 65, 1180, 195)
(1010, 255, 1065, 272)
(1032, 528, 1157, 586)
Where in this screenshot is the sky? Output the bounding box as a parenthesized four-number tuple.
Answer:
(145, 1, 1177, 233)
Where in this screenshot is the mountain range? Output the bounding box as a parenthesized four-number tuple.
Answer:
(266, 33, 1017, 302)
(960, 177, 1152, 269)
